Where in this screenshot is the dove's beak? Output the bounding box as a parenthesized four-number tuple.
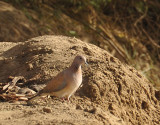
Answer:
(85, 61, 88, 65)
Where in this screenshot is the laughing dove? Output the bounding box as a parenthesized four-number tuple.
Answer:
(27, 55, 87, 103)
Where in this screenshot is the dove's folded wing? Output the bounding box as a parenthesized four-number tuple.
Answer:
(41, 71, 67, 94)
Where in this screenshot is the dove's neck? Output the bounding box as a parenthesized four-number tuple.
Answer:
(70, 63, 82, 73)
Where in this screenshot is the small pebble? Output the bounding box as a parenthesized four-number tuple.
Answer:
(76, 104, 83, 110)
(43, 107, 52, 113)
(28, 63, 33, 70)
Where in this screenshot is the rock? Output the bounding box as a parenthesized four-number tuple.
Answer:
(43, 107, 52, 113)
(27, 63, 34, 70)
(155, 90, 160, 101)
(76, 104, 83, 110)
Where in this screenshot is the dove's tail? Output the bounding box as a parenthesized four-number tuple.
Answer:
(27, 90, 43, 105)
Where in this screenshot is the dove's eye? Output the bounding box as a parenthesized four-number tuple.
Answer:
(79, 57, 82, 60)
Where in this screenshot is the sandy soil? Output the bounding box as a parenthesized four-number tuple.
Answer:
(0, 35, 160, 125)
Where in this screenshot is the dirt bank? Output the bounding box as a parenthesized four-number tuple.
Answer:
(0, 35, 159, 125)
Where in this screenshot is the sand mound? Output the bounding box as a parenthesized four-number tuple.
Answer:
(0, 35, 159, 125)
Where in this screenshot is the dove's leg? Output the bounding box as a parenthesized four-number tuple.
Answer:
(60, 96, 70, 102)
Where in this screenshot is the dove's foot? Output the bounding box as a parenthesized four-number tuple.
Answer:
(61, 97, 70, 102)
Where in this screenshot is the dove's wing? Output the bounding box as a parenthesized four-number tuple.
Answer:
(41, 71, 68, 94)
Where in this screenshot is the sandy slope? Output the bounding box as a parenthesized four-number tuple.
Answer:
(0, 35, 159, 125)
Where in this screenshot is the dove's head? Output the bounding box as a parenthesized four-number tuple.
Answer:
(74, 55, 88, 66)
